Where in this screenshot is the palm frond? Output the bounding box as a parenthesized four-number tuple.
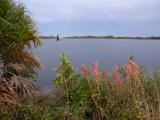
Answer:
(0, 73, 37, 108)
(9, 75, 37, 97)
(0, 0, 41, 68)
(6, 63, 27, 72)
(23, 52, 43, 69)
(0, 76, 18, 107)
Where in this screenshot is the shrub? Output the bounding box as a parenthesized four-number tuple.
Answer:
(53, 55, 160, 120)
(1, 54, 160, 120)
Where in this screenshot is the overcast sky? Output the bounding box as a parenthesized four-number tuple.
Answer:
(18, 0, 160, 36)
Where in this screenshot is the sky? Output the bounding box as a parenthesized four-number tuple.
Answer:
(17, 0, 160, 36)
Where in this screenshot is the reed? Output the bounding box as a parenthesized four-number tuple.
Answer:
(0, 55, 160, 120)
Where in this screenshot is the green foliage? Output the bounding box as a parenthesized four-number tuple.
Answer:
(1, 55, 160, 119)
(0, 0, 41, 78)
(51, 56, 160, 119)
(10, 104, 47, 120)
(53, 53, 76, 86)
(0, 105, 10, 120)
(45, 102, 66, 120)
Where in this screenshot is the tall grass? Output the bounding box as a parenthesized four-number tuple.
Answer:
(53, 55, 160, 119)
(0, 54, 160, 120)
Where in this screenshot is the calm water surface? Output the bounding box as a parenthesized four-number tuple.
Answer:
(32, 39, 160, 88)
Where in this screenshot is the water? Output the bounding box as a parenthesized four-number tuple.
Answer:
(32, 39, 160, 88)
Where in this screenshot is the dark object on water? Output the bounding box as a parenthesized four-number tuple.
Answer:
(57, 34, 60, 41)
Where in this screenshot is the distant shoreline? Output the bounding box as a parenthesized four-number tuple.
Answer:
(39, 35, 160, 40)
(63, 35, 160, 40)
(39, 36, 57, 39)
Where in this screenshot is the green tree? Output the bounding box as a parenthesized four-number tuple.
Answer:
(0, 0, 42, 78)
(0, 0, 41, 107)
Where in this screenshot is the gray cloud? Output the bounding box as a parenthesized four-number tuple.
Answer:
(16, 0, 160, 36)
(19, 0, 160, 23)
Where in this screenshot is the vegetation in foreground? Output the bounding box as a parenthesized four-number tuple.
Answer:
(0, 54, 160, 120)
(0, 0, 41, 108)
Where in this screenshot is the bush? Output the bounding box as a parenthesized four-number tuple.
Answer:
(52, 55, 160, 120)
(0, 104, 10, 120)
(1, 54, 160, 120)
(10, 104, 46, 120)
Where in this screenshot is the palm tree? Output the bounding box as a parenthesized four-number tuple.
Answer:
(0, 0, 42, 77)
(0, 0, 42, 107)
